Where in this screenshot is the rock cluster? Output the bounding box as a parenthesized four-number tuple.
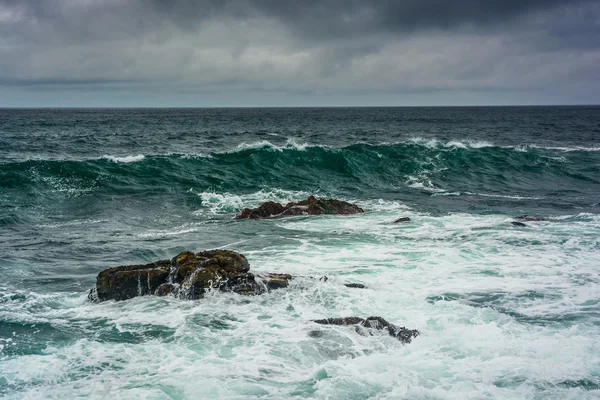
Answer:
(90, 196, 420, 345)
(236, 195, 364, 219)
(91, 249, 292, 302)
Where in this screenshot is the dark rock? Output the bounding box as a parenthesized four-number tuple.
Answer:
(510, 221, 527, 227)
(155, 283, 176, 296)
(237, 201, 285, 219)
(93, 260, 170, 302)
(259, 273, 293, 290)
(92, 249, 274, 302)
(92, 249, 299, 302)
(344, 283, 366, 289)
(313, 316, 419, 344)
(236, 196, 364, 219)
(393, 217, 411, 223)
(514, 215, 546, 222)
(319, 276, 329, 282)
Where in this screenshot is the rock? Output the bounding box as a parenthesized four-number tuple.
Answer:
(259, 273, 293, 290)
(312, 316, 419, 344)
(393, 217, 411, 223)
(91, 249, 295, 302)
(93, 260, 170, 302)
(155, 283, 176, 296)
(510, 221, 527, 227)
(236, 196, 364, 219)
(344, 283, 366, 289)
(514, 215, 546, 222)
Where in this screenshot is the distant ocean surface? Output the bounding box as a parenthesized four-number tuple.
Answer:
(1, 107, 600, 399)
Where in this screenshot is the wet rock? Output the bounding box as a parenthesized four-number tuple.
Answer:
(514, 215, 546, 222)
(259, 273, 293, 290)
(510, 221, 527, 227)
(313, 316, 419, 344)
(93, 260, 170, 302)
(236, 196, 364, 219)
(155, 283, 176, 296)
(91, 249, 300, 302)
(344, 283, 366, 289)
(393, 217, 411, 223)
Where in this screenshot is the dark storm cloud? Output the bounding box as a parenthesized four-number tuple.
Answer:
(2, 0, 596, 44)
(0, 0, 599, 105)
(147, 0, 594, 39)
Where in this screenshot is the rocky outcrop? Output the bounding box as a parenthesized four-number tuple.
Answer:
(313, 316, 419, 343)
(236, 196, 364, 219)
(91, 249, 292, 302)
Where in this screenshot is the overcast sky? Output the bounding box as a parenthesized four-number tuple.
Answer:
(0, 0, 599, 106)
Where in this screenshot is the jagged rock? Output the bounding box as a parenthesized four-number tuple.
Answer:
(236, 196, 364, 219)
(510, 221, 527, 227)
(91, 249, 293, 302)
(514, 215, 546, 221)
(344, 283, 366, 289)
(313, 316, 419, 344)
(394, 217, 411, 223)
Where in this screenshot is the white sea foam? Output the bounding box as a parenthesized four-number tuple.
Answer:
(3, 207, 600, 398)
(406, 174, 447, 193)
(194, 188, 311, 215)
(102, 154, 145, 163)
(232, 138, 324, 152)
(406, 137, 495, 149)
(464, 191, 545, 200)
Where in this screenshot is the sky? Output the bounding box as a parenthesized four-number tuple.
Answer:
(0, 0, 599, 107)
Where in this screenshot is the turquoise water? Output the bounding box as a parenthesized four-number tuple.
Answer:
(1, 107, 600, 399)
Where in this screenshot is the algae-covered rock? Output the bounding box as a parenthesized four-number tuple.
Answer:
(236, 196, 364, 219)
(260, 273, 293, 290)
(91, 249, 297, 302)
(155, 283, 176, 296)
(94, 260, 170, 301)
(313, 316, 419, 344)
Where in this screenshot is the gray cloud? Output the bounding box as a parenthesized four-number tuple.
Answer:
(0, 0, 598, 105)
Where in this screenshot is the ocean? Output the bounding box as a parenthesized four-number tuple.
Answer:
(1, 107, 599, 399)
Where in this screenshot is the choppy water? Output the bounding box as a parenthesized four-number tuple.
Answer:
(1, 107, 600, 399)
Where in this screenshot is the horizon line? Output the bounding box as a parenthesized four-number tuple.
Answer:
(1, 104, 599, 109)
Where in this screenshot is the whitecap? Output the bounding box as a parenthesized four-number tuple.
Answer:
(102, 154, 145, 163)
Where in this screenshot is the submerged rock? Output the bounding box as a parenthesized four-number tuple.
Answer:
(91, 249, 293, 302)
(236, 196, 364, 219)
(344, 283, 366, 289)
(317, 276, 365, 288)
(514, 215, 546, 222)
(510, 221, 527, 227)
(393, 217, 411, 223)
(313, 316, 419, 344)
